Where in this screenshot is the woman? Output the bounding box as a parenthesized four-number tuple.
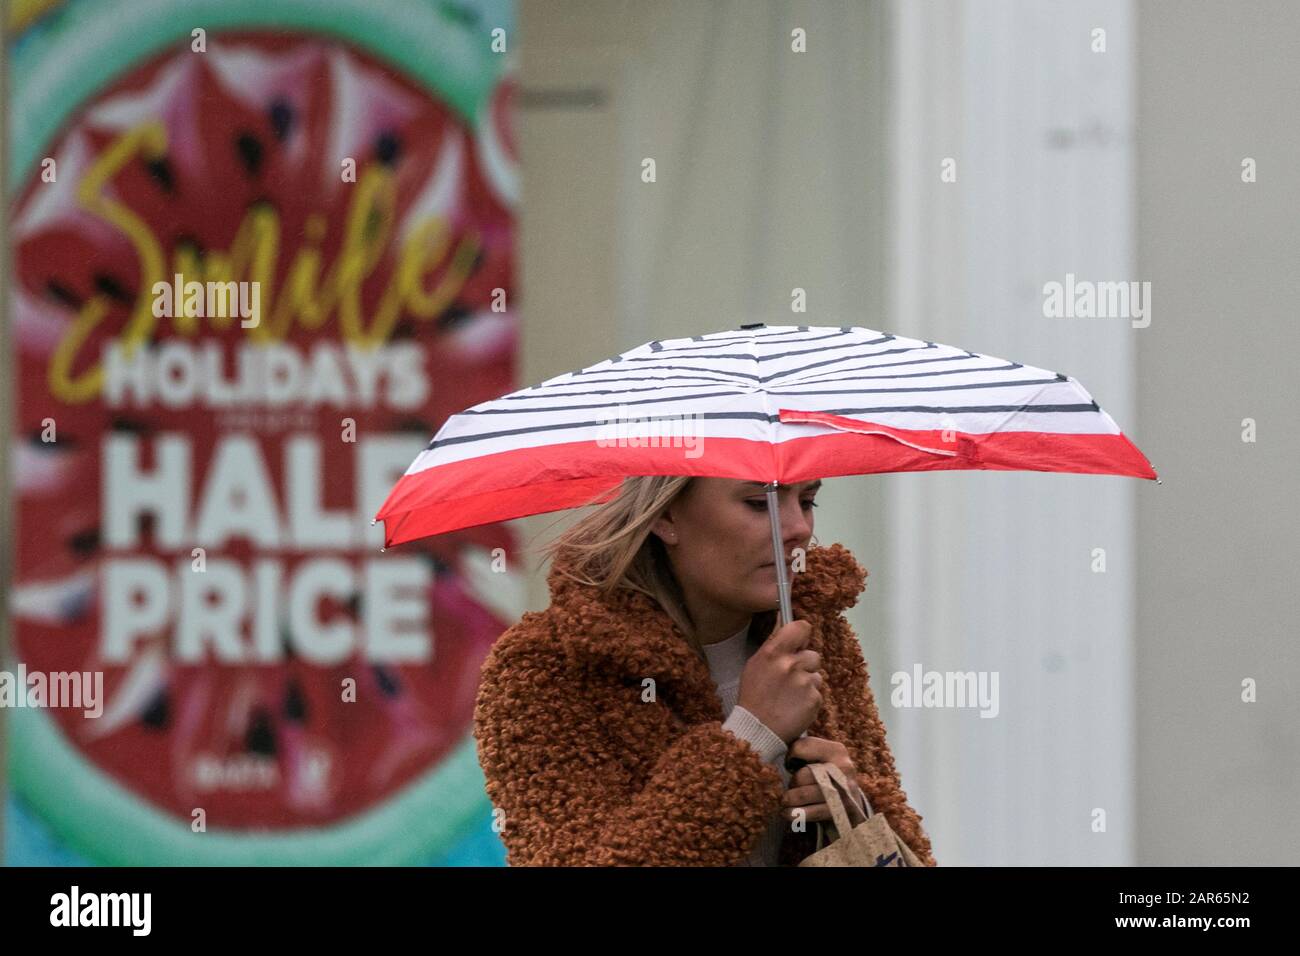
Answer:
(472, 474, 937, 866)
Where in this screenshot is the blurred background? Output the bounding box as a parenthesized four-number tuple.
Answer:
(2, 0, 1296, 866)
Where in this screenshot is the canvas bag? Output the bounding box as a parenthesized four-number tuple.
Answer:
(796, 762, 924, 867)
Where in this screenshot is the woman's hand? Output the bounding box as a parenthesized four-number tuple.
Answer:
(735, 619, 823, 743)
(780, 736, 867, 824)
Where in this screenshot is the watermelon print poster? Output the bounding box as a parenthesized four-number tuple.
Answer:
(5, 0, 518, 865)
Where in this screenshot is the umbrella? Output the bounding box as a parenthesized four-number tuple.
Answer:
(374, 323, 1158, 625)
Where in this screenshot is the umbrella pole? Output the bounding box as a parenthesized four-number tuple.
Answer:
(766, 482, 793, 627)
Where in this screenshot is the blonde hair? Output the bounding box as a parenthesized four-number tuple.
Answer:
(537, 476, 774, 658)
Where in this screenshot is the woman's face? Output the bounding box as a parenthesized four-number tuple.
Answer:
(651, 477, 821, 615)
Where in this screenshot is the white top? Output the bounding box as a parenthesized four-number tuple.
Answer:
(705, 619, 870, 866)
(705, 620, 791, 866)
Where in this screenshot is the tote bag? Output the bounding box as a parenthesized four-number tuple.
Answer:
(797, 762, 923, 867)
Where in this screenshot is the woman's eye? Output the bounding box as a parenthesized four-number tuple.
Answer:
(745, 499, 818, 510)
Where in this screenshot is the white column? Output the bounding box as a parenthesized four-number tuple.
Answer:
(884, 0, 1138, 865)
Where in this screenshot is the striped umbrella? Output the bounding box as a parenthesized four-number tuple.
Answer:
(374, 323, 1158, 624)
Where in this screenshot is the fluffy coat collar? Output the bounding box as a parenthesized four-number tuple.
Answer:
(541, 542, 868, 732)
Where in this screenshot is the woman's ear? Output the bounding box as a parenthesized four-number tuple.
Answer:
(650, 511, 678, 546)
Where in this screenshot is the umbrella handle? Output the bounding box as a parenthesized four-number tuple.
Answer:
(766, 483, 794, 627)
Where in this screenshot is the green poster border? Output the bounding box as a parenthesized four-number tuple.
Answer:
(8, 0, 508, 183)
(11, 703, 489, 865)
(6, 0, 507, 863)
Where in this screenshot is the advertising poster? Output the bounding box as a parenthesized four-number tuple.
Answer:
(5, 0, 519, 864)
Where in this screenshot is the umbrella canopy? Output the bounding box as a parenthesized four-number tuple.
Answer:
(376, 322, 1158, 625)
(375, 322, 1157, 544)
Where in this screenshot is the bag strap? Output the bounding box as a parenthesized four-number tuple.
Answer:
(809, 762, 869, 848)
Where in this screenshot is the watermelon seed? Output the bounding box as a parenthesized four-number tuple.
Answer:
(375, 131, 401, 166)
(279, 625, 296, 662)
(373, 665, 402, 698)
(245, 707, 277, 756)
(45, 278, 83, 309)
(391, 417, 433, 435)
(235, 131, 264, 176)
(283, 680, 308, 723)
(110, 415, 153, 435)
(268, 98, 294, 141)
(94, 272, 134, 304)
(436, 303, 474, 332)
(145, 156, 175, 193)
(67, 527, 100, 557)
(141, 689, 170, 729)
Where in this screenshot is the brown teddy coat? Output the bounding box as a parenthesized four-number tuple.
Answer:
(472, 541, 937, 866)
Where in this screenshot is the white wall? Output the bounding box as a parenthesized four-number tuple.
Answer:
(884, 0, 1140, 865)
(1135, 0, 1300, 865)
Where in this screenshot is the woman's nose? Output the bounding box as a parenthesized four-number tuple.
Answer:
(780, 494, 812, 549)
